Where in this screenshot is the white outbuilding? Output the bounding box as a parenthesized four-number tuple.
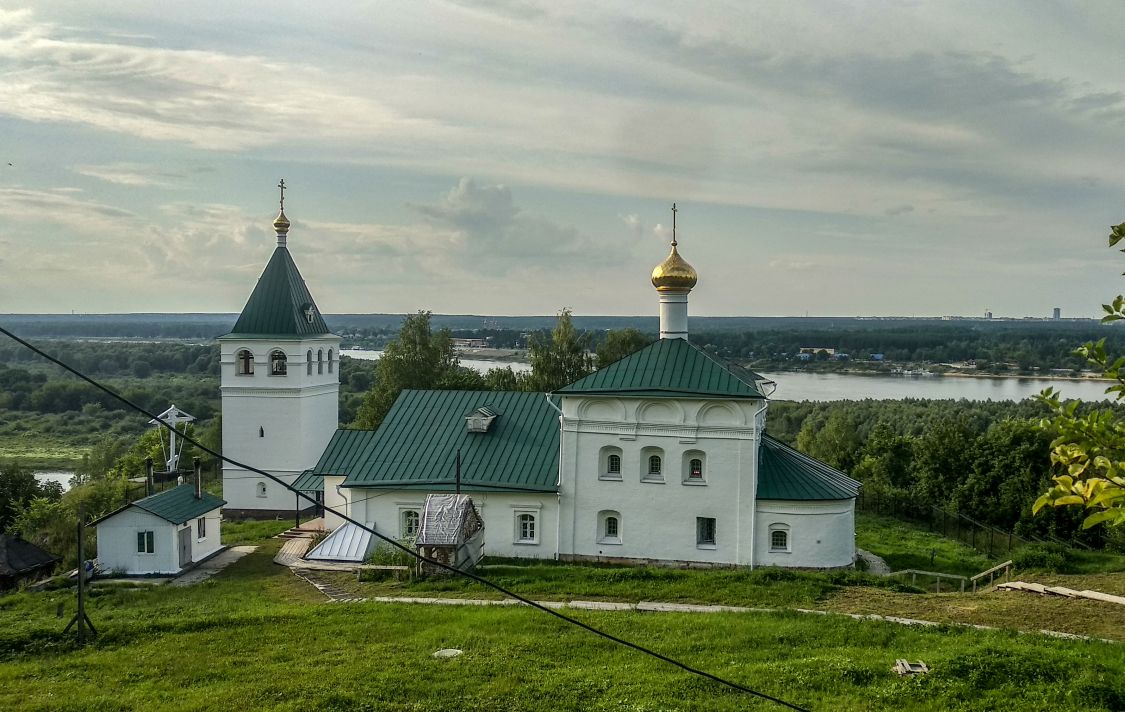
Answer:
(93, 484, 226, 576)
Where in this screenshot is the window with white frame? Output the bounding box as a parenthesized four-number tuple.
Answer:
(328, 349, 334, 373)
(682, 450, 706, 483)
(696, 517, 717, 547)
(269, 350, 287, 376)
(597, 510, 622, 545)
(401, 509, 420, 539)
(317, 349, 324, 375)
(769, 524, 790, 553)
(197, 517, 206, 540)
(306, 349, 313, 376)
(137, 530, 155, 554)
(599, 446, 623, 480)
(236, 349, 255, 375)
(256, 482, 267, 498)
(515, 512, 538, 544)
(641, 447, 664, 482)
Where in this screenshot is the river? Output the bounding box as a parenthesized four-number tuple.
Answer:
(341, 349, 1111, 402)
(33, 471, 74, 492)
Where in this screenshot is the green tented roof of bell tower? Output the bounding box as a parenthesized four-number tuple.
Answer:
(222, 246, 331, 339)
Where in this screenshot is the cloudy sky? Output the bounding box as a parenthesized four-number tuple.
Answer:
(2, 1, 1124, 317)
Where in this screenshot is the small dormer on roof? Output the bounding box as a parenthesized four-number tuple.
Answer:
(465, 406, 499, 433)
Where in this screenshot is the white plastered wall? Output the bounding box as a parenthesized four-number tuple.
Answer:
(753, 499, 855, 568)
(219, 336, 340, 512)
(95, 508, 179, 575)
(187, 507, 224, 563)
(344, 487, 560, 560)
(558, 395, 765, 566)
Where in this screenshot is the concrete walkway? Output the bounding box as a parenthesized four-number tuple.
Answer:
(295, 582, 1116, 644)
(170, 546, 258, 587)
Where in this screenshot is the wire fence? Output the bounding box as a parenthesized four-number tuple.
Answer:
(856, 492, 1089, 559)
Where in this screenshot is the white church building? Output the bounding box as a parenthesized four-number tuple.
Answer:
(222, 200, 860, 568)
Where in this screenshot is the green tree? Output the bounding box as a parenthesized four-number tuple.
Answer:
(352, 311, 466, 429)
(595, 328, 652, 369)
(0, 463, 61, 530)
(524, 309, 593, 392)
(1035, 222, 1125, 529)
(850, 421, 914, 497)
(484, 366, 526, 391)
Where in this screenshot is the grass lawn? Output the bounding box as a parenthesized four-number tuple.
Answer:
(2, 536, 1122, 712)
(855, 512, 999, 577)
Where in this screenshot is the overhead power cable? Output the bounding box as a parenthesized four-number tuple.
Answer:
(0, 325, 811, 712)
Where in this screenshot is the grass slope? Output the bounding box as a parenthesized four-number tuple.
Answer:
(856, 512, 997, 577)
(1, 525, 1122, 711)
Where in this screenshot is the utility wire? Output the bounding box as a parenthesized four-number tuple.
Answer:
(0, 325, 811, 712)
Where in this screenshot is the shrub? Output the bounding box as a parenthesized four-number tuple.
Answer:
(1013, 543, 1075, 573)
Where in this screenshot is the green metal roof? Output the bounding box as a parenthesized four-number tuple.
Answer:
(92, 484, 226, 526)
(222, 246, 331, 339)
(313, 390, 560, 492)
(292, 470, 324, 492)
(558, 338, 768, 399)
(757, 435, 860, 501)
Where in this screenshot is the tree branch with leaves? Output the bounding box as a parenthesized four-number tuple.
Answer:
(1034, 222, 1125, 528)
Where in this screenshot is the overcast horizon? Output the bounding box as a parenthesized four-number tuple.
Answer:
(3, 2, 1125, 319)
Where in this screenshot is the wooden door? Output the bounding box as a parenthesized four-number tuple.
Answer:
(178, 527, 192, 568)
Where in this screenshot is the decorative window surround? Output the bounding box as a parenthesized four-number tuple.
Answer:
(514, 511, 539, 545)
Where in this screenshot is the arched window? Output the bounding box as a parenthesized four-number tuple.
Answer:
(256, 482, 267, 498)
(599, 446, 623, 480)
(769, 524, 790, 553)
(683, 451, 706, 483)
(307, 349, 313, 376)
(515, 512, 537, 544)
(401, 510, 420, 539)
(318, 349, 324, 375)
(269, 350, 287, 376)
(641, 447, 664, 482)
(328, 349, 334, 373)
(598, 510, 622, 544)
(259, 426, 264, 438)
(236, 349, 254, 375)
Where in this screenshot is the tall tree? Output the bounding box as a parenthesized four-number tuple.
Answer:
(523, 309, 594, 393)
(352, 311, 475, 429)
(1035, 222, 1125, 529)
(595, 328, 652, 369)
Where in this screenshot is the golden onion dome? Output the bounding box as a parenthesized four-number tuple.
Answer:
(273, 209, 290, 233)
(651, 241, 698, 292)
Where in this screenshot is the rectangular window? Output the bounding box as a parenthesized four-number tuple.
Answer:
(696, 517, 716, 547)
(515, 512, 538, 544)
(137, 530, 155, 554)
(197, 517, 207, 540)
(401, 510, 420, 539)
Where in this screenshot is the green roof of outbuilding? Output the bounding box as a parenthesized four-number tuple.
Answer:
(92, 484, 226, 526)
(757, 435, 860, 501)
(557, 338, 769, 399)
(292, 471, 324, 492)
(313, 390, 560, 492)
(222, 246, 331, 339)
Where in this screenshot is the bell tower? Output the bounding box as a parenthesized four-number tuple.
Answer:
(218, 182, 340, 517)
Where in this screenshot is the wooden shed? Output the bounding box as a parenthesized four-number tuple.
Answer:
(415, 494, 484, 576)
(0, 534, 60, 590)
